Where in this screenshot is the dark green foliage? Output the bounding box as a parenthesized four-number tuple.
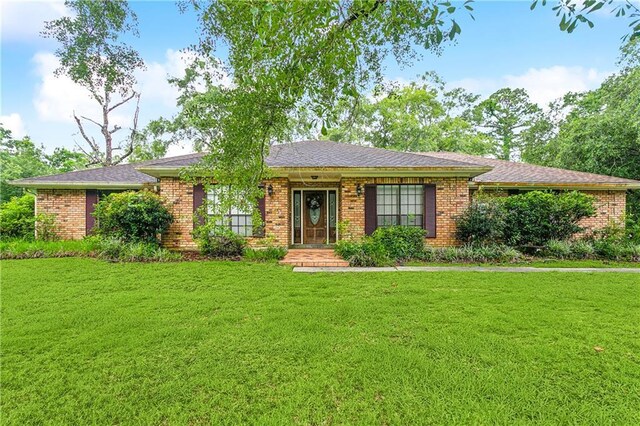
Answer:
(420, 244, 524, 263)
(371, 226, 426, 261)
(93, 191, 173, 244)
(455, 199, 506, 244)
(194, 227, 246, 258)
(0, 194, 35, 240)
(501, 191, 595, 247)
(243, 246, 288, 262)
(95, 237, 181, 262)
(334, 238, 392, 267)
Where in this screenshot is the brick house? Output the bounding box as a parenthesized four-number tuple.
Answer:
(12, 140, 640, 249)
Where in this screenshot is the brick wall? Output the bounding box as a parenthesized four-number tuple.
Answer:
(340, 177, 470, 247)
(579, 190, 626, 231)
(159, 177, 198, 250)
(36, 189, 86, 240)
(260, 177, 290, 246)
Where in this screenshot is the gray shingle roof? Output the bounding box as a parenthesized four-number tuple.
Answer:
(422, 152, 640, 186)
(138, 141, 483, 169)
(11, 141, 640, 188)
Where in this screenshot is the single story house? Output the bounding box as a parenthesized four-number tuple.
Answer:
(12, 140, 640, 249)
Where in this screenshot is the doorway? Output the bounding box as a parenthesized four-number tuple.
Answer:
(292, 189, 338, 245)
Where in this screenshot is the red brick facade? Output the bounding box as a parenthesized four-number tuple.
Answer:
(34, 180, 629, 248)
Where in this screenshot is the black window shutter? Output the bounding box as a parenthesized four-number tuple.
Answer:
(85, 189, 98, 235)
(193, 184, 205, 228)
(364, 184, 377, 236)
(424, 184, 436, 238)
(254, 189, 266, 237)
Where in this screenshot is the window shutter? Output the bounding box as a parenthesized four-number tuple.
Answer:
(364, 184, 377, 236)
(424, 184, 436, 238)
(85, 189, 98, 235)
(254, 190, 266, 237)
(193, 184, 205, 228)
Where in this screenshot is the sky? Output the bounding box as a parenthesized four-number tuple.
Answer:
(0, 0, 632, 157)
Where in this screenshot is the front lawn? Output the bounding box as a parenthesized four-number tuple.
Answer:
(2, 259, 639, 424)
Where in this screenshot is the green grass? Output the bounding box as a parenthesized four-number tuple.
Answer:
(406, 259, 640, 268)
(2, 259, 639, 424)
(0, 239, 99, 259)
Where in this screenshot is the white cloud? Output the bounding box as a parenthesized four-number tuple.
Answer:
(451, 66, 612, 107)
(0, 113, 26, 137)
(1, 0, 71, 42)
(31, 49, 231, 155)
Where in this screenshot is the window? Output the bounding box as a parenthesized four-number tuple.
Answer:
(376, 185, 423, 228)
(207, 187, 253, 236)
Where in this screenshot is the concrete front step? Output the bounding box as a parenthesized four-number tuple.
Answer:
(279, 248, 349, 267)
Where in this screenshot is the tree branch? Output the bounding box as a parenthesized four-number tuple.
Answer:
(73, 111, 101, 155)
(112, 93, 140, 165)
(108, 91, 137, 113)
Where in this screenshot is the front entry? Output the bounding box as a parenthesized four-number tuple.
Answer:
(292, 189, 337, 245)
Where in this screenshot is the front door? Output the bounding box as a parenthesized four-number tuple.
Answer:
(304, 191, 326, 244)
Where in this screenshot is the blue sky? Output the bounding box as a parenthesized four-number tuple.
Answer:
(0, 1, 631, 156)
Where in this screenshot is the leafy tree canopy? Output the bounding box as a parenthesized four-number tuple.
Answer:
(0, 126, 86, 204)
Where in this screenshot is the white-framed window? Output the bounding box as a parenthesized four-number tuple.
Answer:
(376, 185, 424, 228)
(207, 187, 253, 236)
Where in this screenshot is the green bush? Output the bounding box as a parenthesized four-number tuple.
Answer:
(371, 226, 426, 261)
(455, 199, 506, 244)
(243, 246, 288, 262)
(335, 238, 392, 267)
(501, 191, 595, 247)
(0, 194, 35, 240)
(96, 237, 181, 262)
(194, 227, 246, 258)
(542, 240, 573, 259)
(420, 244, 523, 263)
(93, 190, 173, 244)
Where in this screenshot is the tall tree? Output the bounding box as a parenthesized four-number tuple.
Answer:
(171, 0, 637, 215)
(470, 88, 542, 161)
(524, 39, 640, 218)
(42, 0, 144, 166)
(322, 80, 493, 155)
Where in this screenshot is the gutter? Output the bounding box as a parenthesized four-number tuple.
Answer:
(8, 181, 150, 190)
(470, 181, 640, 191)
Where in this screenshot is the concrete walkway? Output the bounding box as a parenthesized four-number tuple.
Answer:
(294, 265, 640, 273)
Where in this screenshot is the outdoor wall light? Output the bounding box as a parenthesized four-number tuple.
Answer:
(356, 184, 363, 197)
(267, 184, 274, 196)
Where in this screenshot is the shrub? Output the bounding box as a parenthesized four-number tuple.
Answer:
(243, 246, 288, 262)
(93, 190, 173, 244)
(501, 191, 595, 247)
(542, 240, 573, 259)
(35, 213, 59, 241)
(420, 244, 523, 263)
(335, 238, 392, 267)
(194, 227, 246, 258)
(371, 226, 426, 261)
(95, 237, 181, 262)
(455, 199, 506, 244)
(0, 194, 35, 240)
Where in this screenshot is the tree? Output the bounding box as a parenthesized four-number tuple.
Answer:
(322, 79, 493, 155)
(0, 129, 51, 203)
(524, 40, 640, 219)
(0, 126, 87, 204)
(42, 0, 144, 166)
(171, 0, 637, 215)
(470, 88, 542, 161)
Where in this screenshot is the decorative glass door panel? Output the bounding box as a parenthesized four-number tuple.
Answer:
(304, 191, 326, 244)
